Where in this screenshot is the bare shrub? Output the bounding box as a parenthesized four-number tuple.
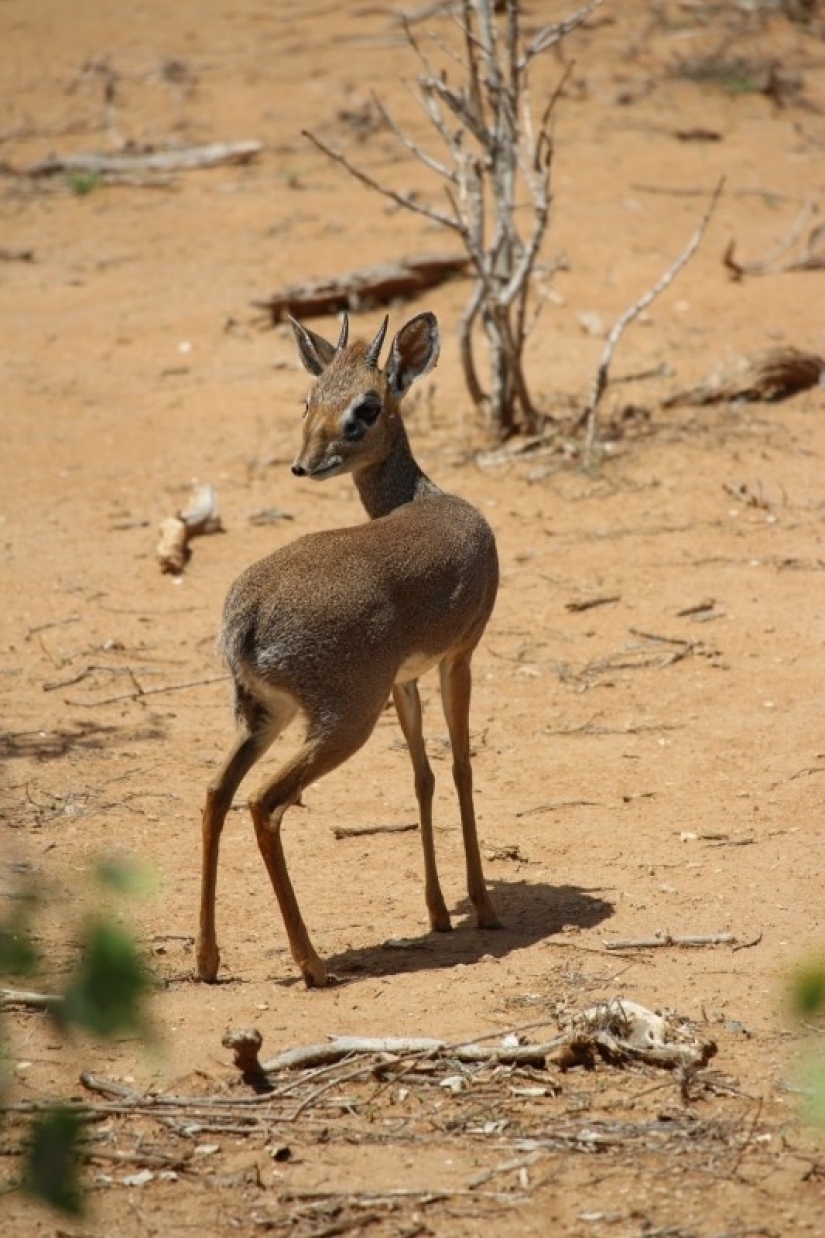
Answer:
(305, 1, 603, 440)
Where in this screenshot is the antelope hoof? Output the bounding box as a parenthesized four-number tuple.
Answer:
(300, 957, 329, 988)
(477, 907, 502, 930)
(429, 908, 453, 933)
(197, 942, 221, 982)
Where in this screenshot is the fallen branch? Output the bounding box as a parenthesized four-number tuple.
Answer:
(252, 252, 470, 323)
(604, 932, 736, 951)
(258, 1034, 561, 1073)
(0, 986, 63, 1011)
(333, 821, 418, 840)
(25, 141, 263, 179)
(579, 177, 725, 456)
(279, 1186, 526, 1206)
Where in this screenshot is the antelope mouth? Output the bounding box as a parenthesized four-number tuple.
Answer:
(307, 456, 343, 479)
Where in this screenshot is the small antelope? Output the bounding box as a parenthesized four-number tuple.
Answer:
(197, 311, 500, 987)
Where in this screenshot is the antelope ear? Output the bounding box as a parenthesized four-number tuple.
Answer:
(385, 312, 440, 398)
(289, 317, 337, 376)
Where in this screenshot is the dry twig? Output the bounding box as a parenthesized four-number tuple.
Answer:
(565, 594, 621, 613)
(579, 177, 725, 456)
(723, 199, 824, 279)
(64, 673, 227, 707)
(333, 821, 419, 839)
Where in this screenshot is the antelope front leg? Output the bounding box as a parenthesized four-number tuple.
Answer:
(392, 681, 451, 932)
(439, 655, 501, 929)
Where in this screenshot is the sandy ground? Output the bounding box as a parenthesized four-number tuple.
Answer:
(2, 2, 825, 1235)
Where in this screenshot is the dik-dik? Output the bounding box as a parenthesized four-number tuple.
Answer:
(197, 311, 500, 987)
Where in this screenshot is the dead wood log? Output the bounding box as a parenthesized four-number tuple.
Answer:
(664, 347, 824, 408)
(25, 141, 262, 178)
(252, 253, 470, 324)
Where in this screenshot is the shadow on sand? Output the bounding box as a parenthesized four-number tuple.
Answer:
(281, 877, 615, 986)
(0, 720, 166, 763)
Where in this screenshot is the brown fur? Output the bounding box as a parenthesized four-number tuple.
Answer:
(197, 312, 500, 987)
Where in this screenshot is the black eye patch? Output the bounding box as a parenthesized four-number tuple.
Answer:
(353, 393, 382, 425)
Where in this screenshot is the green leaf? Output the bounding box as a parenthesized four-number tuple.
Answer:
(23, 1106, 85, 1216)
(58, 920, 150, 1039)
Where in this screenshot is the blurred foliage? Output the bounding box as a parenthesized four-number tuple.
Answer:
(791, 961, 825, 1018)
(65, 169, 101, 197)
(789, 956, 825, 1128)
(1, 856, 154, 1216)
(22, 1107, 85, 1216)
(96, 854, 156, 897)
(58, 919, 151, 1041)
(0, 891, 39, 978)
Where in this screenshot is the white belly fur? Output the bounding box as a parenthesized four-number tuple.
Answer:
(395, 651, 440, 684)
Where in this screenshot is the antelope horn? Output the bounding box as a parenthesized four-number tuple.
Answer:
(335, 311, 349, 354)
(365, 315, 389, 368)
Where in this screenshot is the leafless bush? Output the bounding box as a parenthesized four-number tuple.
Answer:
(306, 0, 603, 439)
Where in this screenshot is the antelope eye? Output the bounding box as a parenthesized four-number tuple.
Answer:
(354, 393, 382, 425)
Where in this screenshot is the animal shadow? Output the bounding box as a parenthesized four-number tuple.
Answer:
(321, 878, 614, 982)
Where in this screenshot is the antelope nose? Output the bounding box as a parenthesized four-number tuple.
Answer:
(291, 462, 307, 477)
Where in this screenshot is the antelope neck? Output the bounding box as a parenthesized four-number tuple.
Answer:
(354, 420, 440, 518)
